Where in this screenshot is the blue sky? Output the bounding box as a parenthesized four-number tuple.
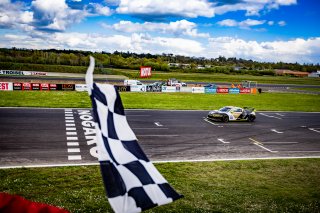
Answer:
(0, 0, 319, 63)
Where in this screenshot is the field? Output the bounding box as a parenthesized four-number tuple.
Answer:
(0, 91, 320, 111)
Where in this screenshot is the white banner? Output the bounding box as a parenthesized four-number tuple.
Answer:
(130, 85, 146, 92)
(0, 70, 47, 76)
(0, 82, 13, 91)
(161, 86, 176, 93)
(75, 84, 88, 92)
(180, 87, 193, 93)
(192, 87, 205, 93)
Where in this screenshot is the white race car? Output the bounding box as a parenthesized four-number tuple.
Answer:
(207, 106, 256, 122)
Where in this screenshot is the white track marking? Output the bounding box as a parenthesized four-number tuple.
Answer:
(67, 142, 79, 146)
(309, 128, 320, 133)
(154, 122, 163, 127)
(218, 138, 230, 144)
(249, 138, 278, 153)
(66, 123, 75, 127)
(66, 127, 76, 131)
(275, 113, 285, 116)
(3, 156, 320, 169)
(271, 129, 284, 134)
(65, 120, 75, 123)
(68, 148, 80, 153)
(259, 113, 282, 120)
(67, 137, 78, 141)
(203, 118, 219, 125)
(68, 155, 82, 160)
(66, 132, 77, 135)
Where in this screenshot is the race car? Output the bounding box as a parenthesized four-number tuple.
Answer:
(207, 106, 256, 122)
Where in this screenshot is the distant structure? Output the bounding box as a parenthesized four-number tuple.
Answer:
(308, 71, 320, 78)
(275, 69, 309, 77)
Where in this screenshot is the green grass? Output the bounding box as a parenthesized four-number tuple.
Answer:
(111, 68, 320, 85)
(1, 159, 319, 212)
(1, 91, 320, 111)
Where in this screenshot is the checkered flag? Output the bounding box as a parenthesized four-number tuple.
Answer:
(86, 57, 183, 213)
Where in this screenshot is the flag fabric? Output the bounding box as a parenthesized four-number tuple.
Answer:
(85, 56, 182, 213)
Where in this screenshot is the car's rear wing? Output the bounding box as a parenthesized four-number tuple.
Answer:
(243, 107, 255, 112)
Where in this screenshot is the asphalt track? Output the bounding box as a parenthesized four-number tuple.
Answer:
(0, 108, 320, 168)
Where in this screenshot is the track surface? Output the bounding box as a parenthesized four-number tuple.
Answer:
(0, 108, 320, 168)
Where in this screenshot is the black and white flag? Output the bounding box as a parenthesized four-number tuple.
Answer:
(85, 56, 182, 213)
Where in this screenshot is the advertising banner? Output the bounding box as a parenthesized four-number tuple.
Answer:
(140, 66, 152, 78)
(192, 87, 205, 93)
(56, 84, 75, 91)
(49, 84, 57, 90)
(41, 83, 49, 90)
(229, 88, 240, 94)
(31, 83, 40, 90)
(240, 88, 251, 94)
(0, 70, 25, 75)
(217, 88, 229, 93)
(13, 83, 22, 90)
(22, 83, 31, 90)
(130, 85, 146, 92)
(115, 85, 131, 92)
(180, 87, 193, 93)
(75, 84, 88, 92)
(0, 82, 13, 91)
(161, 86, 176, 93)
(204, 88, 217, 94)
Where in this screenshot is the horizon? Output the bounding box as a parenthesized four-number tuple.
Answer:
(0, 0, 319, 64)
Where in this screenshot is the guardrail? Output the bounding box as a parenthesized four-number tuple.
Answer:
(0, 82, 257, 94)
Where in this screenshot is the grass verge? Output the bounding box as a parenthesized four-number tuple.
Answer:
(1, 159, 319, 212)
(1, 91, 319, 111)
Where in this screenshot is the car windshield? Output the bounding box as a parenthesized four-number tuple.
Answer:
(219, 107, 232, 112)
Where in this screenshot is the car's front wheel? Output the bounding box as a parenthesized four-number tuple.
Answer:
(248, 115, 256, 122)
(222, 115, 229, 122)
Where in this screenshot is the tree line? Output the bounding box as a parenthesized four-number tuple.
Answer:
(0, 48, 319, 75)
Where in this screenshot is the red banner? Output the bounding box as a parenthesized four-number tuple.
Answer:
(140, 66, 152, 78)
(50, 84, 57, 90)
(22, 83, 31, 90)
(217, 88, 229, 93)
(41, 83, 49, 90)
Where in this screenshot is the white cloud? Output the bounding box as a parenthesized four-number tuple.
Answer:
(103, 20, 209, 38)
(268, 21, 274, 26)
(116, 0, 214, 18)
(218, 19, 266, 29)
(31, 0, 88, 31)
(217, 19, 238, 27)
(207, 37, 320, 63)
(278, 20, 286, 26)
(0, 32, 204, 56)
(90, 3, 112, 16)
(214, 0, 297, 16)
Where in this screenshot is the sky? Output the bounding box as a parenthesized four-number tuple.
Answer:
(0, 0, 319, 64)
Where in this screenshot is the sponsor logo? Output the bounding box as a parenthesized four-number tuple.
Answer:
(240, 88, 251, 93)
(0, 70, 25, 75)
(140, 66, 152, 78)
(217, 88, 229, 93)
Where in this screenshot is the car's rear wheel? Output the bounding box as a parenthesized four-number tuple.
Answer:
(248, 115, 256, 122)
(222, 115, 229, 122)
